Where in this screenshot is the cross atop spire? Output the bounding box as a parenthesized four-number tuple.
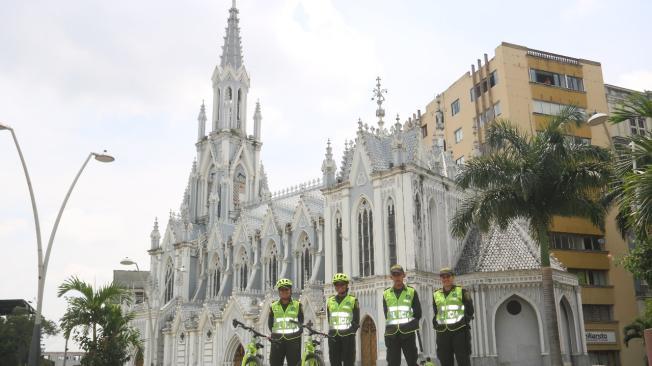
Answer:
(220, 0, 244, 69)
(371, 76, 387, 130)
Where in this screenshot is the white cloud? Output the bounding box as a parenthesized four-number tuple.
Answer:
(616, 70, 652, 92)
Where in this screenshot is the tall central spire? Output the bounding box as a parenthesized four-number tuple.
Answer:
(220, 0, 243, 69)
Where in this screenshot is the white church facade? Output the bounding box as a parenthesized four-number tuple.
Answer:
(129, 3, 591, 365)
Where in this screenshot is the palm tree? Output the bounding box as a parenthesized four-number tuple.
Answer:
(58, 276, 131, 364)
(606, 92, 652, 287)
(450, 106, 612, 366)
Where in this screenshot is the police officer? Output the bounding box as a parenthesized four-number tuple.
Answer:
(383, 264, 422, 366)
(327, 273, 360, 366)
(432, 267, 474, 366)
(268, 278, 303, 366)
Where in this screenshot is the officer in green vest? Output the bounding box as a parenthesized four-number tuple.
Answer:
(383, 264, 422, 366)
(432, 267, 474, 366)
(327, 273, 360, 366)
(268, 278, 303, 366)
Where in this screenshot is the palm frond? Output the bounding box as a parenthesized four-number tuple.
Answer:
(610, 92, 652, 124)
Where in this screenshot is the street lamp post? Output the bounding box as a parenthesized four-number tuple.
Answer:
(587, 112, 614, 151)
(0, 122, 114, 366)
(121, 258, 156, 366)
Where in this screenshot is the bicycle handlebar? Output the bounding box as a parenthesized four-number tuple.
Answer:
(289, 320, 332, 339)
(232, 319, 272, 340)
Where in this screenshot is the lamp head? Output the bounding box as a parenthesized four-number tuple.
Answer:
(93, 150, 115, 163)
(587, 112, 609, 127)
(120, 257, 136, 266)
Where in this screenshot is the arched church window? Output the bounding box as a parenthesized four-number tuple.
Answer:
(299, 233, 312, 289)
(206, 166, 215, 210)
(216, 183, 222, 219)
(226, 87, 233, 127)
(387, 198, 397, 266)
(414, 193, 422, 248)
(209, 256, 221, 298)
(237, 89, 242, 128)
(265, 241, 279, 290)
(335, 212, 343, 273)
(233, 165, 247, 210)
(358, 199, 374, 277)
(236, 249, 248, 291)
(164, 261, 174, 304)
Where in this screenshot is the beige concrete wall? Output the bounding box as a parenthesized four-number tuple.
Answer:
(421, 42, 645, 365)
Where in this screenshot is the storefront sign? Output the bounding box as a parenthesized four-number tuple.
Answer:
(586, 331, 616, 344)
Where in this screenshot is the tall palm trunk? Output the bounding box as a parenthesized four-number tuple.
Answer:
(537, 224, 563, 366)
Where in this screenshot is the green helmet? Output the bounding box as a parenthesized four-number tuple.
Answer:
(275, 278, 293, 289)
(332, 273, 350, 284)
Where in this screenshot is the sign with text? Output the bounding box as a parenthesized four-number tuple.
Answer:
(585, 331, 616, 344)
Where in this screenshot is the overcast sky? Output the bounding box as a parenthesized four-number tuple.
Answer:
(1, 0, 650, 352)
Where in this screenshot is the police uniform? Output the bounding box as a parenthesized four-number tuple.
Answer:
(432, 271, 474, 366)
(268, 298, 303, 366)
(327, 292, 359, 366)
(383, 265, 422, 366)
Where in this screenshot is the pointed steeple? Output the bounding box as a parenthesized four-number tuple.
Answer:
(197, 100, 207, 141)
(150, 217, 161, 250)
(322, 139, 337, 187)
(220, 0, 243, 70)
(253, 99, 262, 140)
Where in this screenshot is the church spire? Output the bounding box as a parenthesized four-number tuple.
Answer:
(220, 0, 243, 70)
(197, 100, 207, 141)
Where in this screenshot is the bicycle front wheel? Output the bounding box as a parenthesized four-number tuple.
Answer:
(244, 355, 262, 366)
(297, 354, 324, 366)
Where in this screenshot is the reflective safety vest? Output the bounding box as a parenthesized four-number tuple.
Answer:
(328, 294, 356, 337)
(270, 299, 302, 340)
(433, 286, 466, 332)
(383, 286, 419, 335)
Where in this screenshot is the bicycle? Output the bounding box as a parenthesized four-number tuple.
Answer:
(290, 320, 332, 366)
(232, 319, 272, 366)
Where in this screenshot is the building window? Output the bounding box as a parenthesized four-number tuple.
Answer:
(299, 233, 312, 288)
(209, 267, 221, 297)
(454, 128, 463, 143)
(582, 304, 613, 322)
(451, 99, 460, 116)
(532, 100, 586, 116)
(566, 75, 584, 92)
(569, 269, 608, 286)
(588, 351, 619, 366)
(164, 261, 174, 304)
(470, 71, 498, 101)
(421, 124, 428, 138)
(529, 68, 584, 92)
(493, 101, 502, 117)
(456, 156, 465, 166)
(236, 249, 248, 291)
(550, 233, 604, 251)
(265, 242, 279, 290)
(358, 199, 374, 277)
(335, 214, 343, 273)
(387, 199, 397, 267)
(630, 117, 647, 135)
(489, 70, 498, 87)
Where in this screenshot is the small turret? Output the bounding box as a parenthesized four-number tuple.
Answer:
(197, 101, 207, 141)
(150, 217, 161, 250)
(321, 139, 337, 187)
